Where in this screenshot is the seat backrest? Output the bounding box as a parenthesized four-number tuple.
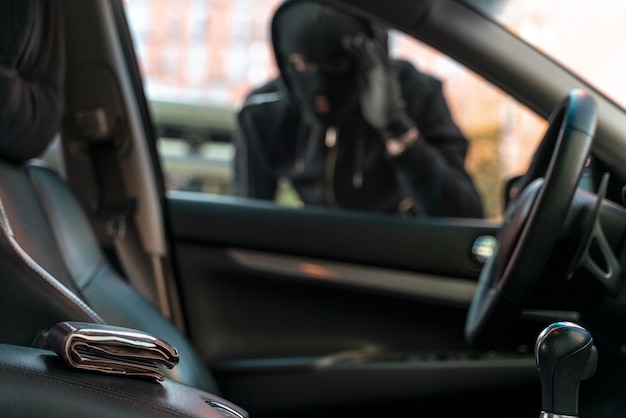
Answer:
(0, 0, 219, 394)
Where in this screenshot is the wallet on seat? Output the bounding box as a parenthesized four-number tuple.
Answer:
(46, 321, 180, 381)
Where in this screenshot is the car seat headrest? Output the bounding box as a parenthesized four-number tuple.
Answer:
(0, 0, 65, 163)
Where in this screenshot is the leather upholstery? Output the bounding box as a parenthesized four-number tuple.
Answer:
(0, 343, 245, 418)
(0, 0, 219, 395)
(27, 161, 219, 391)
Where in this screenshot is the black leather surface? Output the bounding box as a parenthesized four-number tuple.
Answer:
(26, 162, 220, 393)
(28, 162, 105, 289)
(0, 159, 225, 401)
(0, 343, 246, 418)
(0, 161, 103, 346)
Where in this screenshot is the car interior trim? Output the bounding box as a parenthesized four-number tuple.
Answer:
(228, 248, 476, 307)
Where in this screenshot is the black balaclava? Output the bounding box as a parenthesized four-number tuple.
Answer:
(272, 2, 371, 126)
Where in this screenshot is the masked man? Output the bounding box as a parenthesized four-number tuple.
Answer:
(232, 0, 483, 218)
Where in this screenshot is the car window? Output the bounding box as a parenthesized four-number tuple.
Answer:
(123, 0, 546, 221)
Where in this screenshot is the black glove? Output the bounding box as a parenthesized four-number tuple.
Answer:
(343, 33, 415, 140)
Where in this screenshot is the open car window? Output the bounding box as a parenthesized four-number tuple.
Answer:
(122, 0, 547, 221)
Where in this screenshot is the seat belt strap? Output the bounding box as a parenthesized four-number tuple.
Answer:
(89, 139, 137, 240)
(74, 107, 136, 241)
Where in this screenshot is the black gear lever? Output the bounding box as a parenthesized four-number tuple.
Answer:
(535, 322, 598, 418)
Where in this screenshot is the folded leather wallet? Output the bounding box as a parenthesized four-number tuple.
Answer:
(46, 321, 180, 381)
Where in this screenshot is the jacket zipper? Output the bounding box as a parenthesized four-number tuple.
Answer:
(324, 126, 338, 207)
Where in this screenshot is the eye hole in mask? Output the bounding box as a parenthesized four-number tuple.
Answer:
(288, 53, 352, 75)
(288, 53, 318, 73)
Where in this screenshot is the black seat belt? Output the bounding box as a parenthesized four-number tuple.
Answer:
(74, 106, 136, 242)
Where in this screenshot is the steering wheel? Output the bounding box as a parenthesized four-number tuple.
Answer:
(465, 89, 597, 349)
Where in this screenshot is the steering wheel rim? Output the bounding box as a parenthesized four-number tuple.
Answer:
(465, 89, 597, 349)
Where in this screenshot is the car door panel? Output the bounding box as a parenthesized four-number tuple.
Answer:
(167, 191, 496, 277)
(165, 191, 540, 413)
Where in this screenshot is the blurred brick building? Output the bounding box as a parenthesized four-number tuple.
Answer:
(126, 0, 282, 108)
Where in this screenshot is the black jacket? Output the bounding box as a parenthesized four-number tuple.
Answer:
(233, 59, 483, 218)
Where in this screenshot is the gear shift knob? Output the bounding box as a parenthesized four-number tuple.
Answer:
(535, 322, 597, 418)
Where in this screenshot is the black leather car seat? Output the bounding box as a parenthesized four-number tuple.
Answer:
(0, 0, 219, 394)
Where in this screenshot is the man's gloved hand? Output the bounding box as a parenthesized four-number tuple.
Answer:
(343, 33, 416, 141)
